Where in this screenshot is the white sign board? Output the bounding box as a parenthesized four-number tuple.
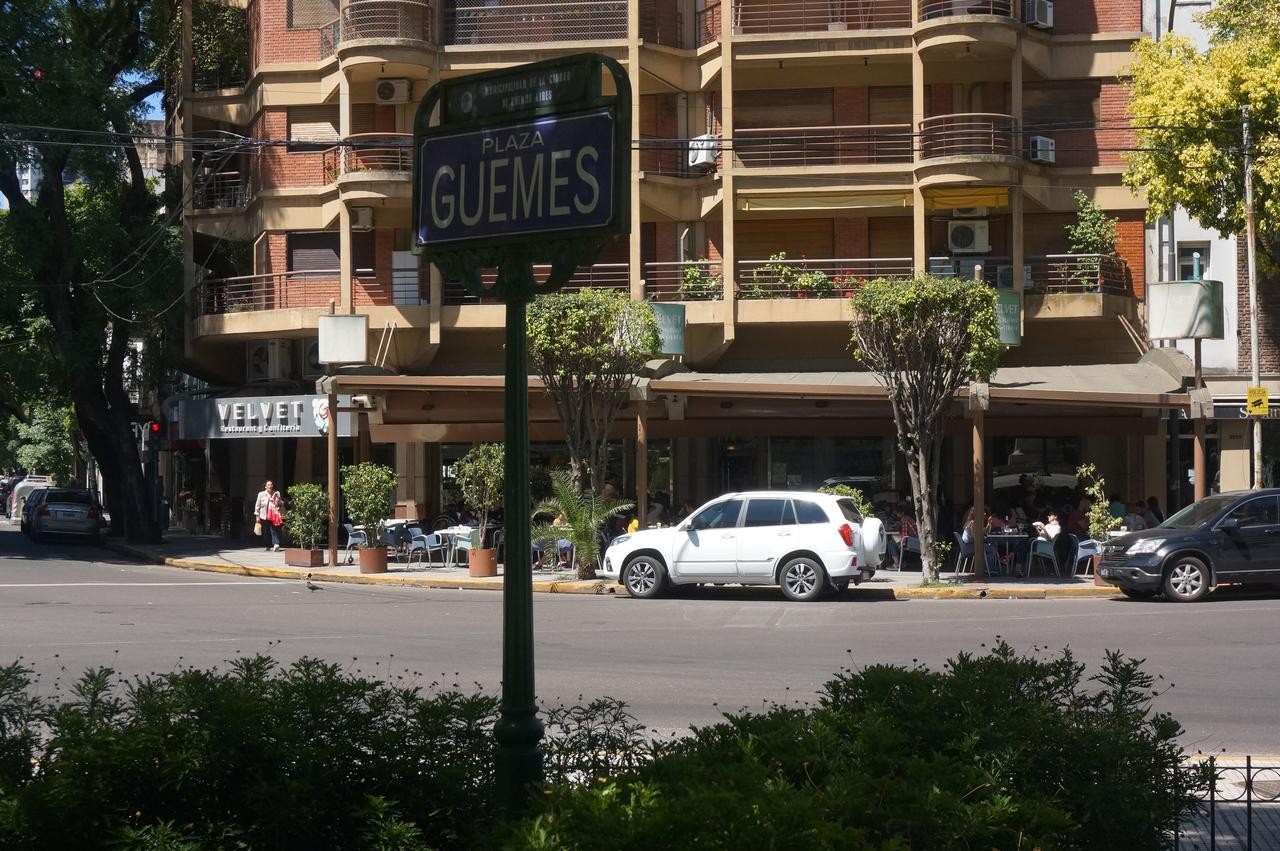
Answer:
(318, 314, 369, 364)
(1148, 279, 1224, 340)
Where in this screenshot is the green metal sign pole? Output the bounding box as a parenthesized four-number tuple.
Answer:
(494, 276, 543, 799)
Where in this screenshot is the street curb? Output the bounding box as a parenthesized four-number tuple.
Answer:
(103, 542, 615, 595)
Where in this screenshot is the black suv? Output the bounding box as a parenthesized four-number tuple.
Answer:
(1100, 489, 1280, 602)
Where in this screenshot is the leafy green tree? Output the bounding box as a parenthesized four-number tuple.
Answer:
(527, 289, 661, 493)
(340, 463, 398, 547)
(850, 275, 1001, 583)
(9, 404, 78, 484)
(453, 442, 504, 542)
(532, 470, 633, 579)
(0, 0, 189, 541)
(283, 483, 328, 551)
(1066, 190, 1120, 256)
(1124, 1, 1280, 266)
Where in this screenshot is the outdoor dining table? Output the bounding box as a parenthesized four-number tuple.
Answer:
(986, 531, 1032, 576)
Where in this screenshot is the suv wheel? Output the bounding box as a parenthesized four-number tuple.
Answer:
(779, 557, 827, 602)
(1163, 556, 1210, 602)
(622, 556, 667, 599)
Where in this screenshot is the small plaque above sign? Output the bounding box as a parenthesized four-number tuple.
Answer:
(445, 62, 591, 123)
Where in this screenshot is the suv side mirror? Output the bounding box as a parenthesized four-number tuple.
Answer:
(1218, 516, 1239, 532)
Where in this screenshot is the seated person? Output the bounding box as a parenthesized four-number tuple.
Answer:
(1124, 502, 1147, 531)
(532, 513, 572, 570)
(1033, 511, 1061, 541)
(885, 504, 918, 568)
(959, 506, 999, 574)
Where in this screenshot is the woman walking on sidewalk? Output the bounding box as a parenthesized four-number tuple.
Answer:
(254, 481, 284, 552)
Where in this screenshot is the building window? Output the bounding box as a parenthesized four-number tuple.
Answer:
(288, 0, 338, 29)
(285, 231, 374, 274)
(1178, 243, 1211, 281)
(287, 106, 339, 145)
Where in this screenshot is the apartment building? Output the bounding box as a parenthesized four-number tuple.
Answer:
(175, 0, 1194, 529)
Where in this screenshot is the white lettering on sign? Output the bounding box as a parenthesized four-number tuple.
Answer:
(574, 146, 599, 214)
(213, 398, 309, 434)
(430, 148, 601, 227)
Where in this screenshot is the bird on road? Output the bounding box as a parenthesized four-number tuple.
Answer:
(305, 573, 322, 592)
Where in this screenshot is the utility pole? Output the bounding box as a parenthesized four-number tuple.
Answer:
(1244, 105, 1262, 489)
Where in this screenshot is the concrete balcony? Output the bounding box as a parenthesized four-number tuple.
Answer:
(735, 124, 913, 168)
(737, 257, 913, 300)
(324, 133, 413, 201)
(644, 260, 725, 302)
(335, 0, 434, 72)
(918, 0, 1013, 20)
(731, 0, 912, 35)
(918, 113, 1016, 160)
(443, 0, 627, 45)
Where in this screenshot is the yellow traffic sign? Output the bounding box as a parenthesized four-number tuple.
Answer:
(1246, 387, 1269, 416)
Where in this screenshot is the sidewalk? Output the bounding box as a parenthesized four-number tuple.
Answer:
(103, 533, 1120, 599)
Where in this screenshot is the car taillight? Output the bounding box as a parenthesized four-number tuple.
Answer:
(37, 506, 49, 517)
(837, 523, 854, 548)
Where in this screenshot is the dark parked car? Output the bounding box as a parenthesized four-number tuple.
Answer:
(1100, 489, 1280, 602)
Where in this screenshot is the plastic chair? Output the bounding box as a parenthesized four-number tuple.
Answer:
(342, 523, 367, 564)
(953, 532, 972, 577)
(1027, 538, 1059, 577)
(492, 528, 505, 566)
(1073, 536, 1099, 575)
(408, 526, 446, 567)
(453, 526, 480, 565)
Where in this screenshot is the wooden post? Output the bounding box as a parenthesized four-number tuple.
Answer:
(970, 264, 986, 580)
(1194, 338, 1207, 502)
(327, 390, 339, 567)
(636, 406, 648, 529)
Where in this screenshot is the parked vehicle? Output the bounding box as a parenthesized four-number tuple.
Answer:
(1100, 489, 1280, 602)
(8, 475, 53, 521)
(602, 491, 884, 601)
(26, 488, 102, 544)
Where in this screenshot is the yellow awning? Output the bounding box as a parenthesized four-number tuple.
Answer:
(736, 191, 913, 213)
(924, 188, 1010, 211)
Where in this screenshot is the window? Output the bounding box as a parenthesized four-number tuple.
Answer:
(1178, 243, 1211, 281)
(1225, 496, 1278, 529)
(287, 106, 339, 144)
(793, 500, 828, 525)
(288, 0, 338, 29)
(689, 499, 742, 530)
(286, 231, 374, 274)
(743, 498, 788, 528)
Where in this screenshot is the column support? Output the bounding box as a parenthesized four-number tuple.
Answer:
(327, 390, 339, 567)
(1194, 339, 1207, 501)
(911, 50, 926, 273)
(636, 405, 649, 529)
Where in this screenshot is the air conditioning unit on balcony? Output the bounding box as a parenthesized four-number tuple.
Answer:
(1028, 135, 1056, 164)
(246, 340, 292, 385)
(948, 220, 991, 254)
(375, 78, 410, 104)
(1026, 0, 1053, 28)
(300, 339, 324, 380)
(996, 264, 1033, 290)
(351, 206, 374, 231)
(952, 207, 988, 218)
(688, 134, 719, 169)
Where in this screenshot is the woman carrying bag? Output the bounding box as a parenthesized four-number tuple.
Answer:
(253, 480, 285, 552)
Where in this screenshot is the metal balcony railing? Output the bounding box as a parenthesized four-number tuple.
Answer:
(194, 271, 342, 316)
(644, 260, 725, 301)
(445, 0, 627, 44)
(341, 0, 433, 42)
(193, 169, 251, 209)
(639, 136, 720, 177)
(191, 65, 248, 92)
(340, 133, 413, 175)
(732, 0, 912, 34)
(1030, 254, 1130, 295)
(735, 124, 913, 167)
(696, 0, 722, 45)
(737, 257, 913, 298)
(918, 113, 1016, 159)
(443, 263, 629, 304)
(919, 0, 1013, 19)
(639, 2, 685, 46)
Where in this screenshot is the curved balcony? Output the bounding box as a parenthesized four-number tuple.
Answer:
(914, 0, 1020, 54)
(194, 271, 342, 317)
(735, 124, 913, 168)
(918, 113, 1016, 160)
(325, 134, 413, 200)
(445, 0, 627, 45)
(732, 0, 911, 34)
(918, 0, 1012, 19)
(342, 0, 432, 43)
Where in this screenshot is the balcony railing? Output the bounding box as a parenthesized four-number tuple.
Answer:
(339, 133, 413, 175)
(639, 1, 684, 46)
(443, 263, 629, 304)
(732, 0, 912, 34)
(191, 65, 248, 92)
(193, 169, 252, 209)
(195, 271, 342, 316)
(1030, 254, 1130, 295)
(639, 136, 720, 176)
(735, 124, 913, 167)
(644, 260, 725, 302)
(696, 0, 722, 45)
(445, 0, 627, 44)
(919, 113, 1016, 159)
(341, 0, 433, 43)
(919, 0, 1013, 19)
(738, 257, 914, 298)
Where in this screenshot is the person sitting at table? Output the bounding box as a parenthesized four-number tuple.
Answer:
(1124, 501, 1148, 531)
(885, 504, 918, 569)
(532, 513, 573, 570)
(1066, 496, 1091, 539)
(1034, 511, 1061, 541)
(960, 505, 999, 574)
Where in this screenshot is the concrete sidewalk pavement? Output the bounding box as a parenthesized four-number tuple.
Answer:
(102, 532, 1121, 599)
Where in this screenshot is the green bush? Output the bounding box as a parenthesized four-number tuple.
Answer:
(282, 483, 328, 550)
(454, 443, 504, 538)
(340, 462, 398, 547)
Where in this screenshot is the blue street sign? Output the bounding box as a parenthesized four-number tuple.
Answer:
(417, 109, 615, 247)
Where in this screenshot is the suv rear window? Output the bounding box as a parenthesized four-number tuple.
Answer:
(793, 500, 829, 524)
(46, 490, 93, 505)
(835, 498, 861, 523)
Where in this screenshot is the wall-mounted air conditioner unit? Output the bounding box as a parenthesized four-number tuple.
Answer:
(300, 339, 323, 379)
(375, 78, 410, 104)
(952, 207, 988, 218)
(1028, 135, 1056, 164)
(246, 340, 292, 385)
(1026, 0, 1053, 29)
(948, 220, 991, 254)
(351, 206, 374, 231)
(687, 134, 719, 169)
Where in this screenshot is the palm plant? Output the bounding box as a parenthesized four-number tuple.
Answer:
(531, 470, 633, 580)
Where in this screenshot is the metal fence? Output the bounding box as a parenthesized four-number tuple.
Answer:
(732, 0, 912, 33)
(644, 260, 725, 301)
(919, 0, 1013, 19)
(445, 0, 627, 44)
(919, 112, 1016, 159)
(1175, 756, 1280, 851)
(341, 0, 433, 42)
(735, 124, 913, 167)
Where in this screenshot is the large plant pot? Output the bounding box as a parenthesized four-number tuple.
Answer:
(358, 547, 389, 574)
(1092, 554, 1106, 586)
(285, 548, 325, 568)
(468, 547, 499, 578)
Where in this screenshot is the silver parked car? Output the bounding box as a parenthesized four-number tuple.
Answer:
(28, 488, 102, 544)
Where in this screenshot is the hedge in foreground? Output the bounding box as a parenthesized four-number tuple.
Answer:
(0, 646, 1207, 850)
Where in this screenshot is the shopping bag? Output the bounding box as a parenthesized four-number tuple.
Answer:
(254, 519, 263, 536)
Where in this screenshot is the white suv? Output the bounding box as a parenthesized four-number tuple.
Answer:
(602, 491, 884, 601)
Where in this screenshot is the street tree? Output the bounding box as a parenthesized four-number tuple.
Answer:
(527, 288, 661, 493)
(0, 0, 195, 541)
(850, 275, 1002, 583)
(1124, 0, 1280, 266)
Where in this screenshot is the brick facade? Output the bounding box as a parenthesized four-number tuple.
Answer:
(252, 109, 327, 191)
(1236, 235, 1280, 372)
(249, 0, 331, 70)
(1054, 0, 1142, 34)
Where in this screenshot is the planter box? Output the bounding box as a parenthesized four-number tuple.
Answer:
(285, 548, 325, 568)
(358, 547, 389, 574)
(468, 547, 498, 578)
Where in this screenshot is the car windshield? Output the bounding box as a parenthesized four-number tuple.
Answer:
(1161, 494, 1236, 529)
(46, 490, 92, 505)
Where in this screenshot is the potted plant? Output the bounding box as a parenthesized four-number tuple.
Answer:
(340, 462, 398, 574)
(531, 470, 632, 580)
(282, 483, 328, 568)
(1065, 190, 1120, 291)
(453, 442, 504, 578)
(1076, 463, 1121, 585)
(794, 268, 833, 299)
(677, 259, 723, 301)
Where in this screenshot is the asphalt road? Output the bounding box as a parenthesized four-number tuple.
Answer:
(2, 525, 1279, 755)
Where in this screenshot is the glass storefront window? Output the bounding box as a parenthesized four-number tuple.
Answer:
(990, 436, 1083, 507)
(763, 437, 890, 492)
